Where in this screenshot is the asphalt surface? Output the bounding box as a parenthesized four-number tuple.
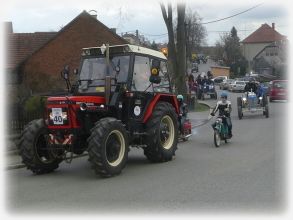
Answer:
(4, 90, 288, 215)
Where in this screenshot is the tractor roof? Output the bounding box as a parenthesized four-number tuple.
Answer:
(82, 44, 167, 60)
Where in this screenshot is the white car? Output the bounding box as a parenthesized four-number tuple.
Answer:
(212, 76, 228, 84)
(229, 81, 246, 92)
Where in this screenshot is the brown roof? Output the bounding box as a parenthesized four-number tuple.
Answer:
(6, 11, 127, 71)
(242, 23, 286, 44)
(6, 32, 57, 70)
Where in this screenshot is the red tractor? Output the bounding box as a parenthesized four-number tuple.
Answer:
(18, 44, 191, 177)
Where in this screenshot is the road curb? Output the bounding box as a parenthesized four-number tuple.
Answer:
(198, 101, 213, 111)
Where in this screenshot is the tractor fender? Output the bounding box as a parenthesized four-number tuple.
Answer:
(143, 94, 179, 123)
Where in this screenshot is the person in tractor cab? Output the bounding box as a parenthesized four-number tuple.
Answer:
(210, 92, 232, 137)
(177, 94, 188, 134)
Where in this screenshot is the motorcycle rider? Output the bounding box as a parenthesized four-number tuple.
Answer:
(210, 92, 232, 137)
(177, 94, 188, 135)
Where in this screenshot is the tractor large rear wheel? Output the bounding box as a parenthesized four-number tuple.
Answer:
(18, 119, 63, 174)
(144, 102, 178, 162)
(87, 118, 129, 177)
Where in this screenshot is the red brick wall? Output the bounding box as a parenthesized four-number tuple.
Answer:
(23, 13, 126, 93)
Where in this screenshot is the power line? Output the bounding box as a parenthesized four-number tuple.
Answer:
(200, 3, 264, 25)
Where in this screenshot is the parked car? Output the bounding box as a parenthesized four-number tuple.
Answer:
(212, 76, 228, 84)
(229, 80, 246, 92)
(268, 80, 288, 102)
(219, 79, 234, 90)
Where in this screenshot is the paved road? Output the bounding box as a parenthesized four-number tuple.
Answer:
(5, 90, 287, 215)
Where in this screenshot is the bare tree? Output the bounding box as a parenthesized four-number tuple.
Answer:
(185, 9, 207, 62)
(160, 1, 187, 96)
(176, 2, 187, 96)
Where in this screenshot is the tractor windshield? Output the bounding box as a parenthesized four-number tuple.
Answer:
(78, 55, 130, 93)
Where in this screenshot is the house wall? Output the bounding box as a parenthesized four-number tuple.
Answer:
(242, 43, 271, 70)
(23, 13, 126, 93)
(211, 66, 230, 77)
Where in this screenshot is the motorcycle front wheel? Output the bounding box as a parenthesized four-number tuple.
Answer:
(214, 130, 221, 147)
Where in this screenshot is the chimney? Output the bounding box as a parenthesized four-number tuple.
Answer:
(272, 23, 275, 30)
(135, 30, 139, 38)
(5, 22, 13, 34)
(88, 10, 97, 20)
(110, 28, 117, 34)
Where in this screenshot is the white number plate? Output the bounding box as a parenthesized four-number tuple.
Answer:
(52, 108, 63, 125)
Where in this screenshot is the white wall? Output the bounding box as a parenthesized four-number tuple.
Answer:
(242, 43, 271, 69)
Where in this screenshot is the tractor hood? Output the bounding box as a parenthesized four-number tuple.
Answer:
(47, 96, 105, 105)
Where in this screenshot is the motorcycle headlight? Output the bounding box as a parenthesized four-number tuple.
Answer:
(242, 97, 247, 101)
(259, 97, 263, 100)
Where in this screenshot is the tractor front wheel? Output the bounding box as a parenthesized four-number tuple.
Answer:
(87, 117, 129, 177)
(18, 119, 63, 174)
(144, 102, 178, 162)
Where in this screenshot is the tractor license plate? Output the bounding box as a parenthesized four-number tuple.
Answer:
(52, 108, 63, 125)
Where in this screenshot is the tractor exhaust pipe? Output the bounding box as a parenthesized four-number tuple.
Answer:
(104, 43, 111, 105)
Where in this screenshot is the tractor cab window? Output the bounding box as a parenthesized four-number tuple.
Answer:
(152, 61, 170, 93)
(78, 55, 130, 93)
(132, 56, 170, 93)
(132, 56, 151, 92)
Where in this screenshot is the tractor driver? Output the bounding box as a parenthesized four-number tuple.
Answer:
(244, 78, 257, 94)
(210, 92, 232, 137)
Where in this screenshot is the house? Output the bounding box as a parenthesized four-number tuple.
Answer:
(6, 10, 127, 96)
(122, 32, 140, 45)
(122, 30, 151, 47)
(6, 22, 57, 84)
(253, 40, 288, 78)
(241, 23, 286, 70)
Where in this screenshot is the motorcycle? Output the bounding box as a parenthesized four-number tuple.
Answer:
(213, 115, 231, 147)
(211, 109, 232, 147)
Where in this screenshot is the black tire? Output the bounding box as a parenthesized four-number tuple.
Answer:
(18, 119, 63, 174)
(214, 131, 220, 147)
(265, 104, 269, 118)
(214, 92, 218, 99)
(237, 97, 243, 120)
(144, 102, 178, 162)
(87, 117, 129, 177)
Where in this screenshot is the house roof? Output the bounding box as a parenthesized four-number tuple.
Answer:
(6, 11, 127, 71)
(6, 32, 57, 70)
(242, 23, 286, 44)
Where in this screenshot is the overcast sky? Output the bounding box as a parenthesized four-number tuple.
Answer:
(1, 0, 291, 46)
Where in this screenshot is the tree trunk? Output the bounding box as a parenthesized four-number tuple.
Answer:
(176, 2, 187, 96)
